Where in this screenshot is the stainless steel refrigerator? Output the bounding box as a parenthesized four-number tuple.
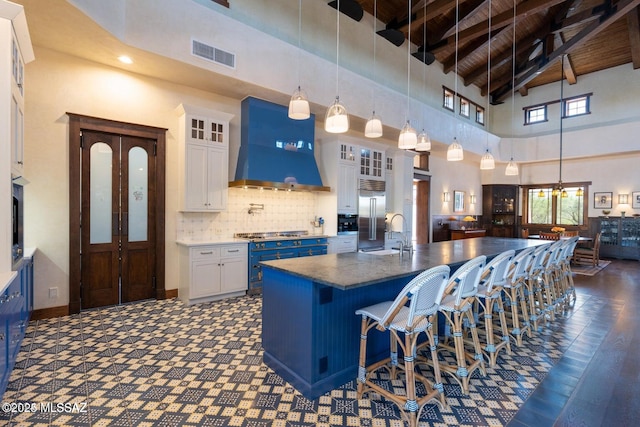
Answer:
(358, 179, 386, 251)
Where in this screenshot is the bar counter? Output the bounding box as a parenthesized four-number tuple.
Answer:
(260, 237, 547, 399)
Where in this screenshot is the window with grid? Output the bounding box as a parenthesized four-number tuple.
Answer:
(565, 96, 589, 117)
(525, 185, 587, 226)
(459, 98, 470, 118)
(524, 106, 547, 124)
(443, 88, 454, 111)
(476, 106, 485, 125)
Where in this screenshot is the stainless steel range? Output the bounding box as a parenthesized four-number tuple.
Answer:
(235, 230, 328, 293)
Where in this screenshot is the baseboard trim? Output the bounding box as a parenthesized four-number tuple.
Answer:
(31, 291, 179, 320)
(32, 305, 69, 320)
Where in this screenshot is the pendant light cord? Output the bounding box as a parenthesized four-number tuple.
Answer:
(406, 0, 411, 122)
(510, 0, 516, 161)
(559, 55, 564, 183)
(486, 0, 491, 151)
(454, 0, 459, 136)
(296, 0, 302, 88)
(372, 0, 377, 113)
(335, 0, 340, 98)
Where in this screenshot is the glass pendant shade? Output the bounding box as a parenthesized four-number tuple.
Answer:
(324, 97, 349, 133)
(447, 137, 464, 161)
(576, 188, 584, 197)
(538, 189, 545, 198)
(561, 189, 568, 198)
(398, 121, 417, 149)
(364, 113, 383, 138)
(415, 130, 431, 152)
(552, 188, 559, 197)
(288, 86, 310, 120)
(480, 150, 495, 170)
(505, 158, 519, 175)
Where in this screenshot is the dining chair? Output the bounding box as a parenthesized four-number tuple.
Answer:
(539, 232, 560, 240)
(573, 232, 601, 266)
(355, 265, 450, 427)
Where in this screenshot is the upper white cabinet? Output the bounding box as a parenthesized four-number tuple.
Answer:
(337, 162, 357, 214)
(359, 147, 385, 180)
(1, 3, 33, 180)
(177, 104, 234, 212)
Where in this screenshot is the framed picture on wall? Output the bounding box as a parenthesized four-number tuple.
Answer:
(633, 191, 640, 209)
(454, 190, 465, 212)
(594, 192, 612, 209)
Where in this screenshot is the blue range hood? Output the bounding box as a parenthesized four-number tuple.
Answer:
(229, 97, 330, 192)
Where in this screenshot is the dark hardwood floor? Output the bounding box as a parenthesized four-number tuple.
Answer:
(509, 259, 640, 427)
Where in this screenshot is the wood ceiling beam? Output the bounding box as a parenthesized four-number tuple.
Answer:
(494, 0, 640, 102)
(628, 6, 640, 68)
(555, 33, 577, 83)
(399, 0, 457, 34)
(447, 0, 566, 47)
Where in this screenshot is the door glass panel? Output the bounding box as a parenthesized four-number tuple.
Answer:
(90, 143, 112, 244)
(128, 147, 148, 242)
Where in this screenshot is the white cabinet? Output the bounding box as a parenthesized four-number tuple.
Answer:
(1, 3, 33, 273)
(177, 104, 234, 212)
(337, 162, 357, 214)
(328, 235, 357, 254)
(360, 147, 385, 180)
(179, 243, 248, 305)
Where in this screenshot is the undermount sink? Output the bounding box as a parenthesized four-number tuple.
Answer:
(363, 249, 400, 256)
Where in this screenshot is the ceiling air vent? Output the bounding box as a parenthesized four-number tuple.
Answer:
(192, 39, 235, 69)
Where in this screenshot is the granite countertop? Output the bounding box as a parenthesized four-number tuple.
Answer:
(260, 237, 549, 290)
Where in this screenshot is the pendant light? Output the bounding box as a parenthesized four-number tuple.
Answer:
(415, 0, 431, 152)
(288, 0, 310, 120)
(554, 55, 568, 197)
(398, 0, 417, 149)
(480, 0, 495, 170)
(325, 0, 349, 133)
(365, 0, 383, 138)
(505, 0, 519, 176)
(447, 0, 463, 161)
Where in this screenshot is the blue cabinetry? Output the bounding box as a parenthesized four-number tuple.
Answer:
(0, 253, 34, 399)
(249, 237, 328, 292)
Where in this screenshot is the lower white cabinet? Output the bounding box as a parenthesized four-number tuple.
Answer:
(328, 235, 358, 254)
(179, 243, 247, 304)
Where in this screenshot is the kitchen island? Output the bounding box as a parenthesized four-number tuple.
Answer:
(261, 237, 546, 399)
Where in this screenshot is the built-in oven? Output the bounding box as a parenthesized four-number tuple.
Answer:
(337, 214, 358, 235)
(12, 182, 24, 269)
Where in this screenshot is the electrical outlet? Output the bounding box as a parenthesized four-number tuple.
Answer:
(215, 228, 223, 235)
(49, 287, 58, 299)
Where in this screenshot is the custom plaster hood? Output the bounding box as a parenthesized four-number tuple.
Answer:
(229, 97, 330, 192)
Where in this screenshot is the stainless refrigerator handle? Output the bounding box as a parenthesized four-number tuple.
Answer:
(370, 198, 376, 240)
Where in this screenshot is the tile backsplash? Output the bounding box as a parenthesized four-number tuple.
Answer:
(176, 188, 319, 240)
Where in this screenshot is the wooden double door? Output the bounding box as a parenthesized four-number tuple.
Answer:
(69, 115, 166, 312)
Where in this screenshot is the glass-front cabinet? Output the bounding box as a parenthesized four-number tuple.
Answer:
(591, 217, 640, 260)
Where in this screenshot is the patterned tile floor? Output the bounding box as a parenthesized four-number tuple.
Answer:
(0, 287, 620, 427)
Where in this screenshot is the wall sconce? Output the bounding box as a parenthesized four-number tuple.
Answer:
(619, 194, 629, 204)
(470, 195, 477, 204)
(443, 192, 450, 202)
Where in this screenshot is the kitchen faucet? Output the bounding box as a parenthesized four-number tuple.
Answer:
(389, 213, 413, 258)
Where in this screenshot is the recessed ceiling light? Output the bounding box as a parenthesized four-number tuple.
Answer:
(118, 55, 133, 64)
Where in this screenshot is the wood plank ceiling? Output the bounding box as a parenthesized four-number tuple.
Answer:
(336, 0, 640, 104)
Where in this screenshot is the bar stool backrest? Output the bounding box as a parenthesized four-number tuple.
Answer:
(482, 250, 516, 294)
(509, 246, 536, 282)
(379, 265, 450, 330)
(529, 243, 551, 275)
(561, 236, 579, 262)
(543, 240, 564, 269)
(449, 255, 486, 307)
